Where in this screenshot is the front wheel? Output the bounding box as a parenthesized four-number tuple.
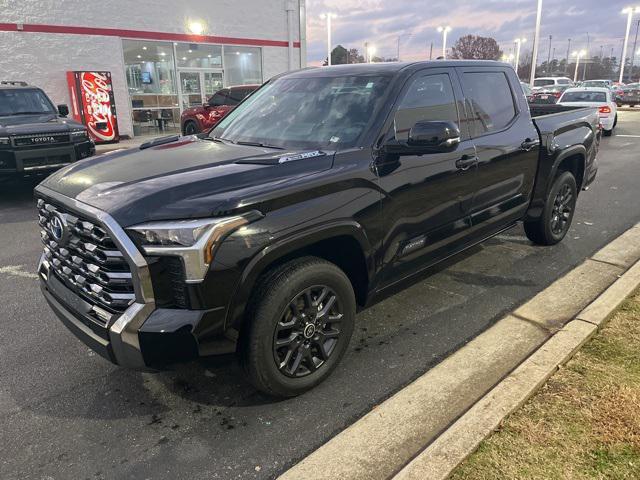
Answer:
(240, 257, 356, 397)
(182, 121, 198, 136)
(524, 171, 577, 246)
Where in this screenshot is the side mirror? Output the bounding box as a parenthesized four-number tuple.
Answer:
(408, 121, 461, 151)
(57, 104, 69, 117)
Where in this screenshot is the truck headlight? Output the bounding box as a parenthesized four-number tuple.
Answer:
(128, 212, 261, 283)
(70, 129, 89, 141)
(0, 137, 10, 146)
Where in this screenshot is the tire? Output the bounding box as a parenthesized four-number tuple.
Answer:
(604, 129, 613, 137)
(182, 121, 198, 136)
(524, 171, 577, 246)
(239, 257, 356, 397)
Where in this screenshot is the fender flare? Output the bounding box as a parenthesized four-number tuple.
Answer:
(550, 144, 587, 191)
(225, 220, 374, 332)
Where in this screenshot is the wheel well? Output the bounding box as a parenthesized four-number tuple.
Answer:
(557, 154, 585, 190)
(256, 235, 369, 307)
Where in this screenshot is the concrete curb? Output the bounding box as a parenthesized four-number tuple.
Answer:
(278, 223, 640, 480)
(394, 259, 640, 480)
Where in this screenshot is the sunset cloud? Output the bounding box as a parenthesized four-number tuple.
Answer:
(306, 0, 629, 65)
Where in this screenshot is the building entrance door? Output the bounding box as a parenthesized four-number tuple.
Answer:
(178, 70, 223, 111)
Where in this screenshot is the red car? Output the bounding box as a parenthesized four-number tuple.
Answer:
(180, 84, 259, 135)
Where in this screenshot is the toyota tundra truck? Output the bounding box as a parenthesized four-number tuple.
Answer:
(36, 61, 600, 397)
(0, 81, 94, 176)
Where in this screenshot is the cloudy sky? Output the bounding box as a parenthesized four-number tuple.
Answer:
(305, 0, 633, 65)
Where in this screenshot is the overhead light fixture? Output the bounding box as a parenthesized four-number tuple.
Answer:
(160, 52, 166, 56)
(188, 20, 205, 36)
(188, 49, 193, 53)
(137, 55, 142, 59)
(142, 46, 147, 50)
(182, 57, 187, 61)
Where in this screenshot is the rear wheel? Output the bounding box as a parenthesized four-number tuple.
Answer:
(524, 171, 577, 246)
(240, 257, 356, 397)
(182, 121, 198, 136)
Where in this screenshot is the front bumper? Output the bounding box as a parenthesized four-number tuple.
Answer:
(36, 186, 234, 369)
(0, 140, 95, 174)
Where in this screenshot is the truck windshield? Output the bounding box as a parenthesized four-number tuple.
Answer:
(561, 91, 607, 103)
(0, 89, 56, 116)
(210, 75, 391, 150)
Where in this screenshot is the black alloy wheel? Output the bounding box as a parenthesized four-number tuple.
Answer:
(273, 285, 344, 378)
(240, 257, 356, 397)
(524, 171, 577, 246)
(550, 182, 573, 236)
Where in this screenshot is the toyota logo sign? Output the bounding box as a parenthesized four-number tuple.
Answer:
(50, 213, 69, 245)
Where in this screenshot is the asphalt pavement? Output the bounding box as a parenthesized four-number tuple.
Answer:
(1, 112, 639, 480)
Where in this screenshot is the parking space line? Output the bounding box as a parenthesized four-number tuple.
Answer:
(0, 265, 38, 279)
(614, 134, 640, 138)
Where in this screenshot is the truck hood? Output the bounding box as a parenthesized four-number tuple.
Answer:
(0, 113, 85, 136)
(37, 136, 335, 226)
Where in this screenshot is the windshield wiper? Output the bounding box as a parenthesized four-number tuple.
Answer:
(235, 140, 285, 150)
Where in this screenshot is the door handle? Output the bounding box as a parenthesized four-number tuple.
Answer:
(520, 138, 540, 152)
(456, 155, 478, 171)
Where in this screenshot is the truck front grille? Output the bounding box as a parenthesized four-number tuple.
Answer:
(38, 199, 135, 321)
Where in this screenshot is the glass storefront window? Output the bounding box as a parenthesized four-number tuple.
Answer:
(175, 43, 222, 68)
(123, 39, 180, 136)
(224, 47, 262, 86)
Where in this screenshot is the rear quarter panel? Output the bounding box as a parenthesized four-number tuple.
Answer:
(526, 107, 600, 221)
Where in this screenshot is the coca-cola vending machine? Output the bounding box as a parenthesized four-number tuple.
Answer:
(66, 71, 120, 144)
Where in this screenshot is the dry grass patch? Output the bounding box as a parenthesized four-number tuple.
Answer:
(450, 291, 640, 480)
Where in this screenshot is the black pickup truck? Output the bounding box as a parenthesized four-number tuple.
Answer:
(0, 82, 94, 176)
(35, 61, 600, 397)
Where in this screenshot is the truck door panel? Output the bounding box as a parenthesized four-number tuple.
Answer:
(375, 69, 476, 286)
(456, 68, 539, 233)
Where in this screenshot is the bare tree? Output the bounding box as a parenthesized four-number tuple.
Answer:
(451, 35, 502, 60)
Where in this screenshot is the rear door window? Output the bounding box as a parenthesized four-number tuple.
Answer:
(534, 79, 555, 87)
(461, 71, 517, 137)
(394, 73, 460, 142)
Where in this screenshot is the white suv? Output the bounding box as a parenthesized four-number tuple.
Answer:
(533, 77, 573, 91)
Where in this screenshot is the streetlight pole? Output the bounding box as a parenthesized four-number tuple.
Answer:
(620, 7, 640, 83)
(437, 26, 452, 59)
(367, 45, 376, 63)
(573, 50, 586, 82)
(565, 38, 571, 71)
(515, 38, 526, 78)
(530, 0, 543, 86)
(630, 19, 640, 80)
(547, 35, 553, 66)
(320, 13, 336, 66)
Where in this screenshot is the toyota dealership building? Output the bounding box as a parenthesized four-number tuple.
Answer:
(0, 0, 307, 139)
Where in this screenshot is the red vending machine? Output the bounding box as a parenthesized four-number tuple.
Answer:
(66, 71, 120, 144)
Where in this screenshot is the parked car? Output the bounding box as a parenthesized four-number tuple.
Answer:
(36, 61, 600, 397)
(180, 84, 259, 135)
(529, 85, 570, 104)
(558, 87, 617, 136)
(580, 79, 613, 89)
(532, 76, 573, 90)
(615, 84, 640, 107)
(0, 81, 94, 176)
(520, 82, 535, 102)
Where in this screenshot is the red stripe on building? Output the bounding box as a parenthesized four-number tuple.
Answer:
(0, 23, 301, 48)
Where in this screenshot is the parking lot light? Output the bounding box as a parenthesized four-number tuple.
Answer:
(320, 13, 336, 66)
(620, 7, 640, 83)
(573, 50, 587, 82)
(437, 26, 452, 59)
(367, 45, 377, 63)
